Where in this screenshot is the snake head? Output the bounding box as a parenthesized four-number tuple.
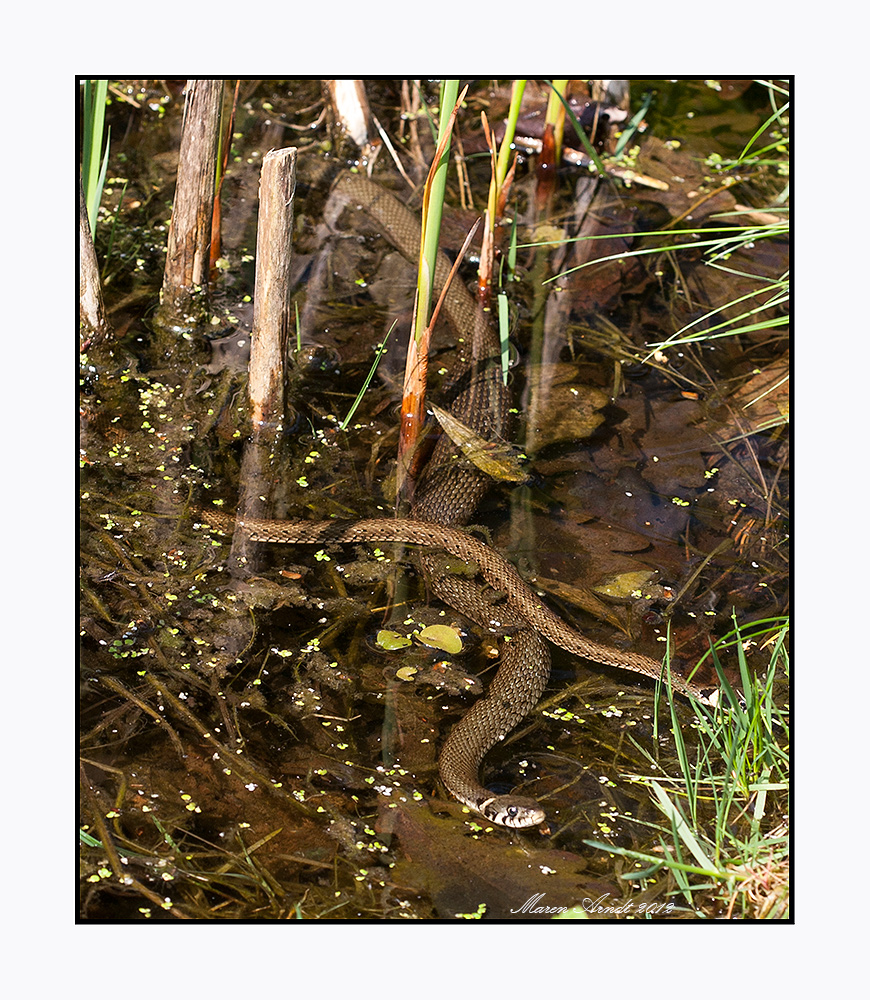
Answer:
(479, 794, 546, 829)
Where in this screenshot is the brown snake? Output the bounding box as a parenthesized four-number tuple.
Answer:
(203, 174, 719, 829)
(197, 511, 719, 826)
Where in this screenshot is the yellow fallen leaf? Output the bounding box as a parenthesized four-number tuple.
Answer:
(416, 624, 463, 655)
(593, 570, 657, 599)
(431, 404, 528, 482)
(376, 629, 413, 651)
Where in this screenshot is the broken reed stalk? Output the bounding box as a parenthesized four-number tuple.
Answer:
(227, 147, 297, 576)
(156, 80, 223, 332)
(325, 79, 375, 150)
(396, 80, 464, 497)
(249, 147, 297, 434)
(544, 79, 568, 164)
(479, 82, 523, 295)
(536, 79, 567, 207)
(209, 80, 240, 272)
(79, 177, 112, 349)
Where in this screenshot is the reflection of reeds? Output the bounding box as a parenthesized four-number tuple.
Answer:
(544, 78, 790, 364)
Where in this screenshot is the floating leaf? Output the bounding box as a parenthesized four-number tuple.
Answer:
(431, 403, 528, 482)
(524, 367, 609, 453)
(532, 573, 628, 632)
(376, 629, 413, 651)
(395, 666, 419, 681)
(593, 570, 657, 599)
(416, 624, 463, 655)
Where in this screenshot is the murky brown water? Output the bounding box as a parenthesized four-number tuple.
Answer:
(79, 79, 789, 920)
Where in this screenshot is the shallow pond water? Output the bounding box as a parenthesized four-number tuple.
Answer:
(79, 78, 789, 920)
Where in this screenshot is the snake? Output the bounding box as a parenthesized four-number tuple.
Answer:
(201, 173, 719, 829)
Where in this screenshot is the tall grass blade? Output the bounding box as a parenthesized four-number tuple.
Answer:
(82, 80, 110, 232)
(736, 102, 789, 166)
(340, 320, 396, 431)
(415, 80, 460, 340)
(494, 80, 526, 194)
(614, 91, 653, 158)
(649, 780, 716, 871)
(397, 82, 466, 493)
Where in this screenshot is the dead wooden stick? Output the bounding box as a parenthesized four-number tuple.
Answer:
(79, 177, 112, 350)
(223, 147, 298, 577)
(249, 147, 297, 434)
(156, 80, 223, 331)
(324, 79, 373, 149)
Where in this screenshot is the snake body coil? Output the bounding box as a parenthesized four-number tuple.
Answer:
(198, 512, 718, 827)
(208, 173, 716, 829)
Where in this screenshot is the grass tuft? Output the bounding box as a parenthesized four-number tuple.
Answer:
(586, 615, 789, 917)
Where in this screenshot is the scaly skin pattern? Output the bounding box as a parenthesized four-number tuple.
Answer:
(197, 510, 717, 826)
(205, 174, 716, 827)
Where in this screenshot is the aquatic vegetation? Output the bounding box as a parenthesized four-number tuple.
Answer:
(585, 616, 789, 918)
(81, 79, 110, 231)
(79, 79, 789, 922)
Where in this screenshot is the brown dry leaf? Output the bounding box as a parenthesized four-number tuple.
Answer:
(633, 135, 738, 221)
(431, 403, 529, 482)
(612, 396, 710, 492)
(525, 365, 609, 454)
(722, 354, 789, 437)
(530, 573, 629, 633)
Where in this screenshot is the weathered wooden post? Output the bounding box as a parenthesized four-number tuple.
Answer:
(155, 80, 223, 332)
(324, 80, 374, 152)
(79, 177, 112, 350)
(228, 147, 298, 576)
(248, 147, 298, 433)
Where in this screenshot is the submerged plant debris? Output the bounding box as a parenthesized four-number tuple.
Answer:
(79, 79, 789, 921)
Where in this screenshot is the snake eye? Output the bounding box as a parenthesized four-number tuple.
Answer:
(507, 806, 519, 819)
